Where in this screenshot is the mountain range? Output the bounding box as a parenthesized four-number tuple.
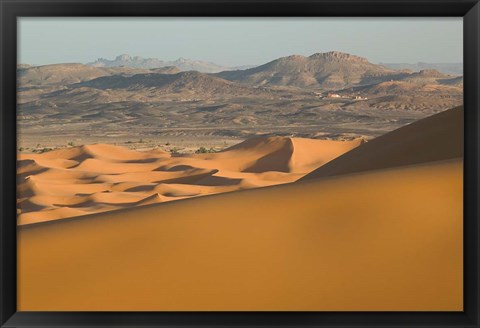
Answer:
(20, 51, 462, 91)
(87, 54, 253, 73)
(17, 51, 463, 149)
(84, 53, 462, 76)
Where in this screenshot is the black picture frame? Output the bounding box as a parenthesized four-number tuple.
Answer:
(1, 0, 479, 327)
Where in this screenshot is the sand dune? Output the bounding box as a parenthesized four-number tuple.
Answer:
(193, 136, 363, 173)
(17, 106, 463, 310)
(17, 107, 461, 225)
(17, 158, 463, 311)
(17, 137, 360, 224)
(81, 143, 169, 161)
(301, 105, 463, 180)
(17, 159, 45, 175)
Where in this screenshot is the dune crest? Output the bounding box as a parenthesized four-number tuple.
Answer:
(194, 136, 363, 173)
(301, 106, 463, 180)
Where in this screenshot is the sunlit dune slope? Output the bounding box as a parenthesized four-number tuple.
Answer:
(17, 158, 463, 311)
(189, 136, 363, 173)
(301, 106, 463, 180)
(17, 137, 360, 224)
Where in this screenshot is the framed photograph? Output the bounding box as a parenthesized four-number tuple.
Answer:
(1, 0, 479, 327)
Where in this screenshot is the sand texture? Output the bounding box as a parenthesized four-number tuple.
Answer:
(16, 106, 463, 311)
(18, 158, 463, 311)
(17, 137, 362, 225)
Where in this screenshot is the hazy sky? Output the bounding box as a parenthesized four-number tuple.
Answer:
(18, 17, 462, 66)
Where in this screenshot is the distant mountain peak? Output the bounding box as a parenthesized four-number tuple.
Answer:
(116, 54, 133, 61)
(276, 51, 369, 63)
(217, 51, 397, 89)
(87, 54, 232, 73)
(309, 51, 369, 63)
(282, 54, 307, 61)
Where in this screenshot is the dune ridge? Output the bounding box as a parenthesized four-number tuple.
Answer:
(301, 105, 463, 180)
(17, 137, 361, 225)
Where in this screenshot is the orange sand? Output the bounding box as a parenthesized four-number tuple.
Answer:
(17, 137, 361, 225)
(17, 106, 463, 311)
(17, 159, 463, 311)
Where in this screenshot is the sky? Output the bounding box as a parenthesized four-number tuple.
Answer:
(18, 17, 462, 66)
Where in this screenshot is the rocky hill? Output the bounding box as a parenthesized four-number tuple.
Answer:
(17, 63, 150, 87)
(217, 51, 411, 89)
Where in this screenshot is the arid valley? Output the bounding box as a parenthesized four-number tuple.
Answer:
(18, 52, 462, 152)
